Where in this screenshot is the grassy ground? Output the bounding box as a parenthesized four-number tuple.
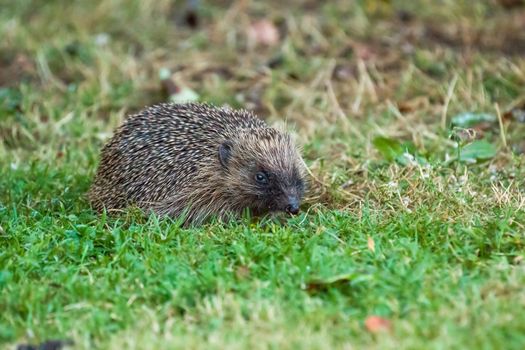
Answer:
(1, 0, 525, 349)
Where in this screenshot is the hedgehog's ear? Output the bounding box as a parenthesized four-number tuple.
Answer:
(218, 141, 233, 168)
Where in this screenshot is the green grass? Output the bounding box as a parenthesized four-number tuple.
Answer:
(1, 0, 525, 349)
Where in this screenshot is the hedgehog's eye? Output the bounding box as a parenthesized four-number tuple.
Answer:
(255, 171, 269, 185)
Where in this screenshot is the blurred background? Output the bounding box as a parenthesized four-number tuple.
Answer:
(1, 0, 525, 199)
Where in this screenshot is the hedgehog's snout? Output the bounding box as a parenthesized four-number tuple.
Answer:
(285, 195, 300, 215)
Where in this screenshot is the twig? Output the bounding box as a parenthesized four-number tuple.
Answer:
(495, 103, 507, 148)
(441, 74, 458, 130)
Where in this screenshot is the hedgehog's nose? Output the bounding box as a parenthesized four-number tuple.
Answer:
(285, 197, 300, 215)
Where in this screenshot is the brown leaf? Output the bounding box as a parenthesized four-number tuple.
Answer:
(503, 106, 525, 123)
(160, 74, 180, 97)
(364, 316, 391, 333)
(247, 20, 280, 47)
(367, 236, 375, 253)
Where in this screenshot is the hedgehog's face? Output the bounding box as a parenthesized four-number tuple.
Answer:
(246, 165, 306, 215)
(218, 134, 307, 216)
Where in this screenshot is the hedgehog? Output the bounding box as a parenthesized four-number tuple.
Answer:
(88, 102, 308, 225)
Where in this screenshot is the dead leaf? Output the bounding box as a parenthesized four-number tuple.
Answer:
(159, 68, 180, 95)
(364, 316, 391, 333)
(503, 106, 525, 123)
(247, 20, 279, 47)
(367, 236, 375, 253)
